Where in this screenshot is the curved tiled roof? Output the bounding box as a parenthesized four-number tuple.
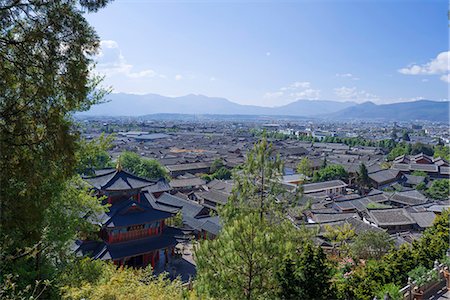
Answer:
(84, 169, 155, 191)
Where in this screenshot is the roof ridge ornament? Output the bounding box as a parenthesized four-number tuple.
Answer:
(116, 157, 123, 172)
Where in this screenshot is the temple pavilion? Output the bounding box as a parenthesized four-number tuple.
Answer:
(74, 165, 183, 269)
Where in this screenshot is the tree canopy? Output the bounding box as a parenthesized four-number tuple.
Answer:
(426, 179, 450, 200)
(312, 164, 348, 182)
(119, 151, 169, 180)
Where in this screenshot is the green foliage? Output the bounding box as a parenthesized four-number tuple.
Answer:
(223, 138, 289, 222)
(411, 142, 434, 156)
(408, 265, 438, 287)
(119, 151, 169, 180)
(195, 213, 295, 300)
(351, 230, 393, 260)
(60, 258, 184, 300)
(375, 283, 402, 300)
(276, 243, 334, 300)
(76, 134, 114, 175)
(213, 167, 232, 180)
(0, 1, 110, 297)
(411, 170, 427, 177)
(416, 182, 427, 191)
(402, 131, 410, 142)
(357, 163, 371, 189)
(336, 209, 450, 299)
(426, 179, 450, 200)
(172, 211, 184, 228)
(297, 157, 313, 177)
(195, 138, 317, 299)
(434, 145, 450, 161)
(210, 158, 225, 173)
(200, 174, 213, 182)
(312, 164, 348, 182)
(323, 223, 355, 257)
(387, 142, 410, 161)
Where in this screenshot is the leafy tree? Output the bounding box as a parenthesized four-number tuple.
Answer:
(297, 157, 313, 177)
(390, 129, 398, 141)
(387, 142, 410, 161)
(357, 163, 371, 191)
(402, 131, 410, 141)
(195, 138, 307, 299)
(119, 151, 169, 180)
(210, 158, 225, 173)
(434, 145, 450, 161)
(76, 134, 114, 175)
(60, 258, 184, 300)
(416, 182, 427, 191)
(195, 212, 295, 300)
(312, 165, 348, 182)
(276, 243, 334, 300)
(200, 174, 213, 182)
(375, 283, 402, 300)
(426, 179, 449, 200)
(351, 231, 393, 260)
(224, 138, 290, 222)
(411, 170, 427, 177)
(0, 0, 109, 297)
(323, 223, 355, 257)
(213, 166, 232, 180)
(321, 156, 328, 169)
(410, 142, 434, 156)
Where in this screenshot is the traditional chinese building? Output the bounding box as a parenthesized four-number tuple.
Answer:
(74, 166, 182, 269)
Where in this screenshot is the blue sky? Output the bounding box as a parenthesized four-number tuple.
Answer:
(87, 0, 449, 106)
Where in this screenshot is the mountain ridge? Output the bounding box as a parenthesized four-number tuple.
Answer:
(78, 93, 449, 122)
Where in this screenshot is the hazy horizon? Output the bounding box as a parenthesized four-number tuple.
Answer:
(87, 0, 448, 106)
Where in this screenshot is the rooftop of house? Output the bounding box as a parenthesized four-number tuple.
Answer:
(165, 162, 211, 172)
(367, 208, 416, 226)
(303, 180, 347, 194)
(84, 168, 156, 191)
(169, 177, 206, 189)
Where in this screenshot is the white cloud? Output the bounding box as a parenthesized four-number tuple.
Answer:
(210, 76, 216, 81)
(334, 86, 378, 102)
(264, 81, 321, 101)
(266, 52, 271, 56)
(398, 51, 449, 82)
(175, 74, 183, 80)
(440, 74, 450, 83)
(264, 91, 284, 99)
(280, 81, 311, 91)
(95, 40, 165, 79)
(336, 73, 360, 80)
(289, 89, 321, 99)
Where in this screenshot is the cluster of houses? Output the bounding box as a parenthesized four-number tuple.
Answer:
(74, 126, 449, 280)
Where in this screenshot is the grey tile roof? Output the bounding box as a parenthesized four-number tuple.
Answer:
(409, 164, 438, 173)
(84, 169, 155, 191)
(367, 208, 416, 226)
(410, 212, 436, 228)
(169, 177, 206, 188)
(303, 180, 347, 194)
(197, 190, 229, 205)
(369, 169, 400, 184)
(165, 162, 210, 172)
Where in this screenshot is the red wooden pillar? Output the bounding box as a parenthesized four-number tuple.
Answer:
(151, 252, 155, 269)
(137, 193, 141, 203)
(171, 246, 175, 256)
(108, 196, 111, 204)
(165, 248, 169, 264)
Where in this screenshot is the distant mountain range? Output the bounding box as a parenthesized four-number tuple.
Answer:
(79, 93, 449, 122)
